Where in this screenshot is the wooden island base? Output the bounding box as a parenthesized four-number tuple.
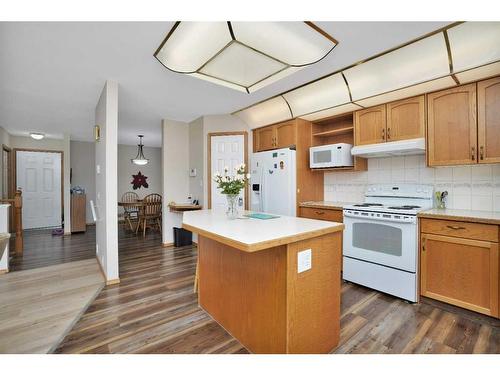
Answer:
(197, 232, 342, 354)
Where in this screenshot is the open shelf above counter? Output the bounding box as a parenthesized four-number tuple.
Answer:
(311, 113, 367, 172)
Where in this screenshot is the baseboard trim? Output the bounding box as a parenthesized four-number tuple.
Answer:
(162, 242, 174, 247)
(95, 256, 120, 285)
(0, 269, 9, 274)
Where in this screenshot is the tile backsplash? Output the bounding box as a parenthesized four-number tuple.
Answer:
(324, 155, 500, 211)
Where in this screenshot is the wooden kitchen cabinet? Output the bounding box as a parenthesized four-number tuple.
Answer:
(71, 194, 87, 233)
(299, 207, 343, 222)
(386, 95, 425, 141)
(275, 120, 296, 149)
(478, 76, 500, 164)
(354, 105, 386, 145)
(420, 218, 499, 317)
(254, 126, 277, 152)
(426, 84, 477, 166)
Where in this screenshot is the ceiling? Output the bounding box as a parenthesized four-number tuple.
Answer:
(0, 22, 450, 147)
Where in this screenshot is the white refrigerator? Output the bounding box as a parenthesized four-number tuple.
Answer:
(250, 148, 297, 216)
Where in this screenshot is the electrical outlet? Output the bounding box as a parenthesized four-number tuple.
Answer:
(297, 249, 312, 273)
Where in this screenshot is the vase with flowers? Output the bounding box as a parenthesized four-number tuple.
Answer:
(213, 163, 250, 219)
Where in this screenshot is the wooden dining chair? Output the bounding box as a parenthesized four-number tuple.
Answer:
(136, 193, 162, 237)
(121, 192, 140, 232)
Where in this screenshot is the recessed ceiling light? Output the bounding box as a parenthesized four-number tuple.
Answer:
(30, 132, 45, 140)
(154, 22, 337, 93)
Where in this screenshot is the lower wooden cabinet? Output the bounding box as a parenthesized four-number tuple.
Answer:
(71, 194, 87, 233)
(299, 207, 343, 223)
(420, 219, 499, 317)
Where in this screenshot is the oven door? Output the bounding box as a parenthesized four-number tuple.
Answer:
(343, 213, 417, 272)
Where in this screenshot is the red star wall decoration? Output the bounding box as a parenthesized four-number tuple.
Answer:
(131, 171, 149, 190)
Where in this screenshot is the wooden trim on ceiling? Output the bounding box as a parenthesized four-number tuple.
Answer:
(304, 21, 338, 44)
(207, 131, 249, 211)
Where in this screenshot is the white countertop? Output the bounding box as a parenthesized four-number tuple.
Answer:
(182, 210, 344, 252)
(419, 208, 500, 225)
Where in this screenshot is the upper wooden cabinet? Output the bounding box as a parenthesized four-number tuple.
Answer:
(354, 105, 386, 145)
(427, 84, 477, 166)
(253, 120, 296, 152)
(254, 126, 277, 152)
(275, 120, 296, 149)
(386, 96, 425, 141)
(478, 76, 500, 164)
(354, 96, 425, 146)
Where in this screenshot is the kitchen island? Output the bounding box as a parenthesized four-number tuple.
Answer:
(182, 210, 344, 354)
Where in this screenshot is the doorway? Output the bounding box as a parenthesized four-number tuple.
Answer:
(2, 145, 14, 231)
(15, 149, 63, 230)
(208, 132, 248, 210)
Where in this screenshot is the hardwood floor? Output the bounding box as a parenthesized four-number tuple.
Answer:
(55, 230, 500, 354)
(9, 226, 96, 271)
(0, 259, 104, 353)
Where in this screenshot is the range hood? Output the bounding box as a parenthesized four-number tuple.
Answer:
(351, 138, 426, 158)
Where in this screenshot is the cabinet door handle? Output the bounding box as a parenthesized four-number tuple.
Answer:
(382, 128, 386, 141)
(446, 225, 466, 230)
(315, 211, 325, 215)
(471, 146, 475, 161)
(480, 146, 484, 160)
(422, 237, 426, 252)
(387, 127, 391, 140)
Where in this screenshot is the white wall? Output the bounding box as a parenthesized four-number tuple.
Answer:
(188, 118, 204, 205)
(70, 141, 96, 224)
(117, 144, 162, 214)
(95, 81, 119, 282)
(162, 119, 189, 245)
(324, 155, 500, 211)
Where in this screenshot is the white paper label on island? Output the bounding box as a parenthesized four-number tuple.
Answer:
(297, 249, 312, 273)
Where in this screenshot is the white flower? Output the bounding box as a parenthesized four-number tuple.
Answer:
(246, 173, 251, 179)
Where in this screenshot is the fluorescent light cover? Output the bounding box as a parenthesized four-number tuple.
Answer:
(284, 73, 350, 117)
(30, 132, 45, 140)
(455, 61, 500, 84)
(354, 76, 457, 108)
(248, 67, 302, 93)
(299, 103, 363, 121)
(155, 22, 232, 73)
(231, 22, 336, 66)
(448, 22, 500, 73)
(132, 159, 149, 166)
(344, 33, 450, 101)
(235, 96, 291, 128)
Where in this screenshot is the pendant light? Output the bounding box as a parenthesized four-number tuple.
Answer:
(131, 135, 149, 166)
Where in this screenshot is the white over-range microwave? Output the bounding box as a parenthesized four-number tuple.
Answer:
(309, 143, 354, 169)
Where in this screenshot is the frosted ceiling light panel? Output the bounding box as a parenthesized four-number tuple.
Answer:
(344, 33, 450, 101)
(354, 76, 457, 108)
(283, 73, 351, 117)
(235, 96, 292, 128)
(299, 103, 364, 121)
(448, 22, 500, 74)
(455, 61, 500, 84)
(155, 22, 337, 93)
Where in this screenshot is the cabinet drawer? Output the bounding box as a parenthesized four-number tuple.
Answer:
(300, 207, 343, 222)
(420, 218, 498, 242)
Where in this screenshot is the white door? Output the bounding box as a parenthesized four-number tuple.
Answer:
(16, 151, 62, 229)
(210, 135, 245, 211)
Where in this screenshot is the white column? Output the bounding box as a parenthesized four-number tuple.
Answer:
(63, 133, 71, 234)
(0, 204, 9, 272)
(95, 81, 119, 283)
(161, 119, 189, 245)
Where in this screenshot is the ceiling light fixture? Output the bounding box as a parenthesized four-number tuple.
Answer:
(131, 135, 149, 166)
(234, 22, 500, 128)
(154, 22, 338, 93)
(30, 132, 45, 140)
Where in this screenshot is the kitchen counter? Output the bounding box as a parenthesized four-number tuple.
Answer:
(299, 201, 359, 210)
(183, 209, 343, 252)
(418, 208, 500, 225)
(183, 209, 343, 354)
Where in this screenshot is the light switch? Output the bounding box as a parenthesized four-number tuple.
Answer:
(96, 164, 101, 174)
(297, 249, 312, 273)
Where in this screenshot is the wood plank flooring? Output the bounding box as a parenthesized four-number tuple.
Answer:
(55, 230, 499, 354)
(0, 258, 104, 353)
(9, 227, 96, 271)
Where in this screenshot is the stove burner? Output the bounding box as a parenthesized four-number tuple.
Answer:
(353, 203, 384, 207)
(387, 205, 421, 210)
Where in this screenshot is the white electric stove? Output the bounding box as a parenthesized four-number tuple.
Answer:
(342, 184, 434, 302)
